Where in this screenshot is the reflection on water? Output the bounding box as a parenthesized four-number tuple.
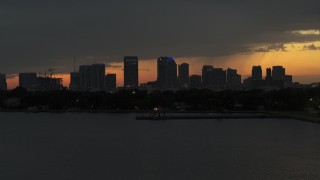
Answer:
(0, 112, 320, 180)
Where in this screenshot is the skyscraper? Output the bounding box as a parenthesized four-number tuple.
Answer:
(0, 73, 7, 91)
(69, 72, 80, 91)
(79, 64, 105, 90)
(212, 68, 227, 88)
(202, 65, 214, 88)
(190, 75, 202, 89)
(226, 68, 241, 89)
(157, 57, 178, 88)
(266, 68, 272, 80)
(105, 74, 117, 92)
(124, 56, 139, 88)
(272, 66, 286, 80)
(252, 66, 262, 80)
(19, 73, 38, 90)
(178, 63, 190, 88)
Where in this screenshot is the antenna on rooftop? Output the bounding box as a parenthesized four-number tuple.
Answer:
(73, 56, 76, 73)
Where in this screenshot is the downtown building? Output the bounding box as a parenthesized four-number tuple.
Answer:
(157, 57, 178, 89)
(79, 64, 105, 91)
(0, 73, 7, 91)
(178, 63, 190, 88)
(69, 72, 80, 91)
(226, 68, 241, 89)
(190, 75, 202, 89)
(19, 73, 39, 91)
(202, 65, 227, 89)
(245, 65, 292, 90)
(124, 56, 139, 88)
(19, 72, 63, 91)
(105, 74, 117, 92)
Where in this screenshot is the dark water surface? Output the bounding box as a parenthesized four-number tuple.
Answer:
(1, 113, 320, 180)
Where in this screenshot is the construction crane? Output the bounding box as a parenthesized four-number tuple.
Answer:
(48, 68, 56, 78)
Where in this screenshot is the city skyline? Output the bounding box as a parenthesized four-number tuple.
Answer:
(0, 56, 298, 91)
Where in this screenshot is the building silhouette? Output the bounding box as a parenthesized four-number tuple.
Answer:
(272, 66, 286, 80)
(178, 63, 190, 88)
(79, 64, 105, 91)
(124, 56, 139, 88)
(226, 68, 241, 89)
(190, 75, 202, 89)
(69, 72, 80, 91)
(105, 74, 117, 92)
(202, 65, 214, 88)
(252, 66, 262, 80)
(212, 68, 226, 89)
(37, 76, 63, 91)
(0, 73, 7, 91)
(157, 57, 178, 88)
(19, 73, 38, 91)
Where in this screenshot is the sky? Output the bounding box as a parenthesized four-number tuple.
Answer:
(1, 0, 320, 89)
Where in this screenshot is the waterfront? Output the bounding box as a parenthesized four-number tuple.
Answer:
(1, 113, 320, 180)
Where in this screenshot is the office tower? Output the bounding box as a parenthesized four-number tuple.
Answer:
(252, 66, 262, 80)
(226, 68, 241, 89)
(285, 75, 293, 87)
(178, 63, 190, 88)
(90, 64, 105, 90)
(266, 68, 272, 80)
(0, 73, 7, 91)
(202, 65, 214, 88)
(79, 65, 91, 90)
(69, 72, 80, 91)
(105, 74, 116, 92)
(265, 68, 272, 86)
(157, 57, 178, 88)
(79, 64, 105, 90)
(190, 75, 202, 89)
(212, 68, 227, 88)
(124, 56, 139, 88)
(19, 73, 38, 90)
(272, 66, 286, 80)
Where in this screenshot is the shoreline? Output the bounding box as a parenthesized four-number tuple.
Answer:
(1, 110, 319, 124)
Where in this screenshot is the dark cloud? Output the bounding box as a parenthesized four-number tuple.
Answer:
(1, 0, 320, 73)
(303, 44, 320, 51)
(255, 44, 287, 52)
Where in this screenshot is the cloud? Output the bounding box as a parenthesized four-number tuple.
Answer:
(303, 44, 320, 50)
(0, 0, 320, 73)
(254, 44, 287, 52)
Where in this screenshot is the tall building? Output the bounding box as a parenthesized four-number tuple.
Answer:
(157, 57, 178, 88)
(105, 74, 117, 92)
(190, 75, 202, 89)
(266, 68, 272, 80)
(202, 65, 214, 88)
(178, 63, 190, 88)
(226, 68, 241, 89)
(0, 73, 7, 91)
(252, 66, 262, 80)
(69, 72, 80, 91)
(265, 68, 272, 86)
(79, 64, 105, 91)
(285, 75, 293, 87)
(212, 68, 226, 88)
(124, 56, 139, 88)
(19, 73, 38, 90)
(79, 65, 91, 90)
(272, 66, 286, 80)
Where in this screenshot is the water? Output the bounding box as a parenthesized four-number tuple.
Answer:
(1, 112, 320, 180)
